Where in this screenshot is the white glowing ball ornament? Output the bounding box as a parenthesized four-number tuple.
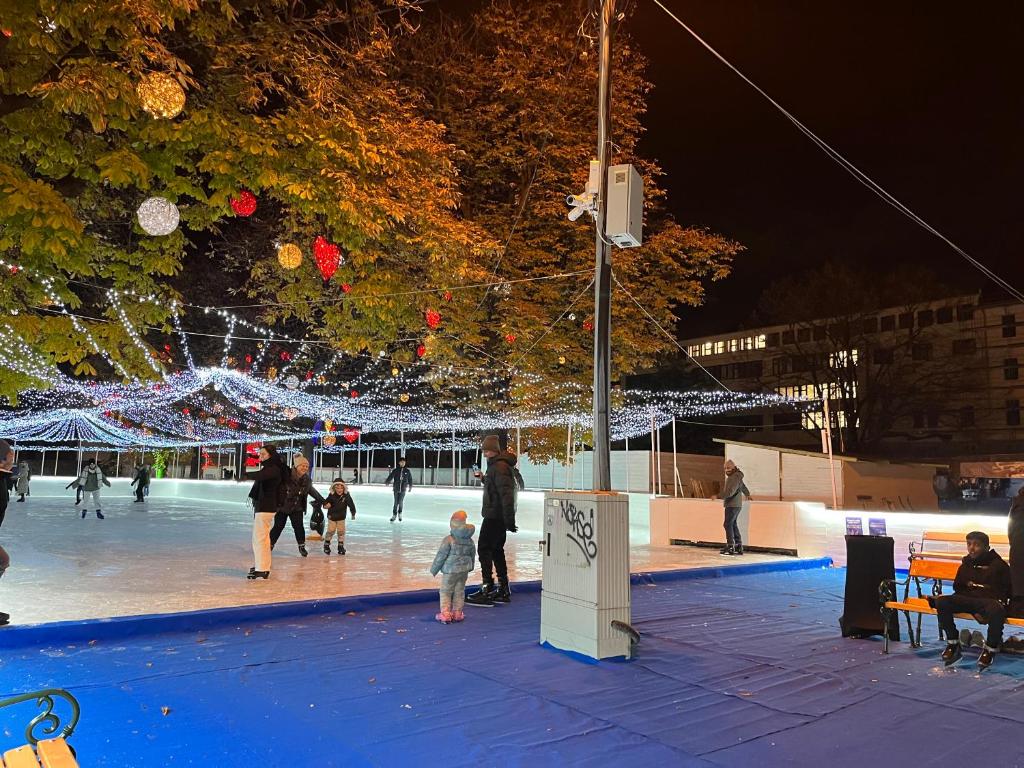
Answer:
(137, 197, 180, 236)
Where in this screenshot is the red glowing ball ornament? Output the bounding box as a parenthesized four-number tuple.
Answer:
(313, 236, 341, 281)
(349, 390, 359, 399)
(244, 354, 253, 364)
(443, 290, 453, 302)
(416, 344, 427, 358)
(583, 319, 594, 332)
(229, 190, 257, 217)
(505, 332, 517, 344)
(425, 309, 441, 329)
(341, 283, 352, 294)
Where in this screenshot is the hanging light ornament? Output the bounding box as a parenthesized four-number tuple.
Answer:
(425, 309, 441, 329)
(313, 236, 341, 281)
(230, 190, 257, 217)
(583, 319, 594, 332)
(558, 356, 566, 365)
(284, 374, 300, 390)
(137, 72, 186, 119)
(443, 290, 453, 302)
(391, 367, 399, 377)
(416, 344, 427, 359)
(399, 393, 410, 403)
(136, 197, 180, 236)
(505, 332, 517, 344)
(342, 427, 360, 444)
(341, 283, 352, 294)
(267, 366, 278, 379)
(277, 243, 302, 270)
(323, 434, 337, 447)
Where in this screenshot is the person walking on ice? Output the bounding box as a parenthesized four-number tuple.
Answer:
(14, 460, 30, 502)
(322, 479, 356, 555)
(385, 456, 413, 522)
(77, 458, 111, 519)
(430, 510, 476, 623)
(131, 462, 150, 502)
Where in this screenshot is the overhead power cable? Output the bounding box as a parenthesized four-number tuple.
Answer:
(650, 0, 1024, 304)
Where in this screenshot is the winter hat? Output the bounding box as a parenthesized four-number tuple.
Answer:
(450, 510, 468, 529)
(480, 435, 500, 453)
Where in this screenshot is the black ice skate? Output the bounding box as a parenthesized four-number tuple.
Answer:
(339, 544, 346, 555)
(465, 581, 496, 607)
(96, 510, 104, 519)
(246, 570, 270, 580)
(298, 544, 308, 557)
(491, 578, 511, 604)
(324, 543, 331, 555)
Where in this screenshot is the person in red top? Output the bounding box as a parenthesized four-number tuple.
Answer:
(930, 531, 1011, 669)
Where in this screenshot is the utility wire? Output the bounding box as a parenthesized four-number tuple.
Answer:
(612, 272, 733, 392)
(650, 0, 1024, 305)
(510, 276, 596, 369)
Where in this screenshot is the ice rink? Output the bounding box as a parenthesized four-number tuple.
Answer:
(0, 478, 788, 624)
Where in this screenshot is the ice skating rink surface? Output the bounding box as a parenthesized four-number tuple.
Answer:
(0, 478, 789, 624)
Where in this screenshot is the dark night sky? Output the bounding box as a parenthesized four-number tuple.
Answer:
(626, 1, 1024, 337)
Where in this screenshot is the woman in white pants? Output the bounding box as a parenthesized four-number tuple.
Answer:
(242, 445, 286, 580)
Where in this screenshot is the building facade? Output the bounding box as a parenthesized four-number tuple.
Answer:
(681, 293, 1024, 459)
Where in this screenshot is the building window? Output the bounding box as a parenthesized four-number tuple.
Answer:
(880, 315, 895, 332)
(797, 328, 811, 343)
(957, 304, 975, 321)
(912, 343, 932, 361)
(713, 340, 725, 354)
(952, 338, 976, 356)
(1007, 399, 1021, 427)
(765, 332, 780, 348)
(898, 312, 914, 330)
(862, 317, 879, 334)
(771, 357, 789, 376)
(936, 307, 954, 324)
(782, 330, 795, 345)
(1003, 315, 1017, 338)
(1005, 358, 1019, 380)
(701, 342, 713, 356)
(959, 406, 975, 428)
(755, 334, 767, 350)
(872, 348, 894, 365)
(917, 309, 934, 327)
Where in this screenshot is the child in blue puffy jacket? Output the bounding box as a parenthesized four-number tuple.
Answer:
(430, 510, 476, 624)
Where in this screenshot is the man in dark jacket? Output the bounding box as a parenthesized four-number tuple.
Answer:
(714, 459, 752, 556)
(466, 435, 518, 606)
(131, 463, 150, 502)
(931, 531, 1012, 669)
(270, 455, 325, 557)
(385, 456, 413, 522)
(1008, 487, 1024, 618)
(0, 439, 13, 626)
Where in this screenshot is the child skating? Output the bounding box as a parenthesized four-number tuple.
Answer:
(429, 510, 476, 624)
(322, 480, 356, 555)
(77, 458, 111, 519)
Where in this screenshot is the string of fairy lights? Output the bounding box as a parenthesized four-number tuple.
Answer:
(0, 257, 812, 450)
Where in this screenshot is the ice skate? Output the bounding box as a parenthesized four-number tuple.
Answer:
(941, 642, 962, 666)
(435, 610, 453, 624)
(451, 610, 465, 622)
(81, 509, 86, 519)
(246, 570, 270, 580)
(298, 544, 308, 557)
(323, 543, 331, 555)
(96, 510, 104, 519)
(465, 581, 495, 607)
(338, 544, 346, 555)
(491, 578, 511, 604)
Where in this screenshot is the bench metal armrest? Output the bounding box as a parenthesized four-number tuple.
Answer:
(0, 688, 80, 746)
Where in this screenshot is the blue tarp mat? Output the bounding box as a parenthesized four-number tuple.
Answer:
(4, 562, 1024, 766)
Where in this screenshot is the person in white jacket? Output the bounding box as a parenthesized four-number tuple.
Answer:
(77, 458, 111, 519)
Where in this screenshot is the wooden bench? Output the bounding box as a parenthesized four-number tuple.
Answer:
(0, 689, 79, 767)
(881, 530, 1023, 653)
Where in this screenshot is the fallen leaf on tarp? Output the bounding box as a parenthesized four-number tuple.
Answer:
(396, 629, 408, 634)
(244, 629, 252, 636)
(146, 662, 153, 668)
(401, 704, 412, 709)
(738, 691, 753, 697)
(368, 677, 376, 684)
(345, 611, 358, 616)
(161, 707, 171, 716)
(88, 640, 97, 646)
(373, 617, 388, 623)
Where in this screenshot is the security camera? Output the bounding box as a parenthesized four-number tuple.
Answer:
(567, 204, 588, 222)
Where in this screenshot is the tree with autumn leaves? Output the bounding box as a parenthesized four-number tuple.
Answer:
(0, 0, 741, 448)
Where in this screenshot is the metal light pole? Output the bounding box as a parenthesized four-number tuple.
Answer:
(592, 0, 615, 491)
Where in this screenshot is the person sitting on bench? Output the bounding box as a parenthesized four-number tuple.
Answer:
(930, 530, 1011, 669)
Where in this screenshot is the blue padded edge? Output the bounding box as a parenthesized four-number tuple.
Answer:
(0, 557, 831, 650)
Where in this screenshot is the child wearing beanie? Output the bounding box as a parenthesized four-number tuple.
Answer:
(429, 510, 476, 623)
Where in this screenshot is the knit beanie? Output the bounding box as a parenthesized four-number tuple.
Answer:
(480, 435, 500, 453)
(450, 510, 468, 529)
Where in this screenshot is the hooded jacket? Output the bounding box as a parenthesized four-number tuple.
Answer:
(953, 548, 1012, 601)
(15, 461, 30, 494)
(722, 468, 750, 509)
(77, 464, 110, 492)
(481, 452, 518, 529)
(430, 522, 476, 576)
(324, 491, 356, 522)
(281, 471, 326, 515)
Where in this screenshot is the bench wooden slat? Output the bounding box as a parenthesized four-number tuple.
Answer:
(908, 560, 960, 581)
(884, 598, 1024, 627)
(36, 740, 77, 768)
(1, 746, 39, 768)
(915, 551, 968, 561)
(922, 530, 1009, 545)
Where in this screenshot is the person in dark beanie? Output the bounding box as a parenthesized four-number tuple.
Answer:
(466, 434, 518, 606)
(929, 530, 1011, 669)
(713, 459, 752, 556)
(385, 456, 413, 522)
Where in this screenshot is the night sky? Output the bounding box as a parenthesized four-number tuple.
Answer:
(627, 1, 1024, 337)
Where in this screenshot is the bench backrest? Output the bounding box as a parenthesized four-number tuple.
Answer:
(922, 530, 1009, 547)
(908, 558, 959, 582)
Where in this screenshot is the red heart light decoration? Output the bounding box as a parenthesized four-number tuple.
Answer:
(425, 309, 441, 329)
(230, 190, 257, 217)
(313, 236, 341, 281)
(342, 427, 360, 444)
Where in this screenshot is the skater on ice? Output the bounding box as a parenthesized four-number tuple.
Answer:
(131, 462, 150, 502)
(242, 444, 287, 580)
(465, 435, 518, 607)
(14, 459, 30, 502)
(77, 458, 111, 520)
(271, 454, 325, 558)
(430, 510, 476, 624)
(322, 479, 356, 555)
(385, 456, 413, 522)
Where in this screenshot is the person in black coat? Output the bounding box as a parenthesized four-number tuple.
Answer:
(270, 455, 326, 558)
(465, 435, 518, 606)
(322, 479, 357, 555)
(384, 456, 413, 522)
(1009, 487, 1024, 618)
(131, 463, 150, 502)
(242, 445, 286, 580)
(931, 530, 1012, 669)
